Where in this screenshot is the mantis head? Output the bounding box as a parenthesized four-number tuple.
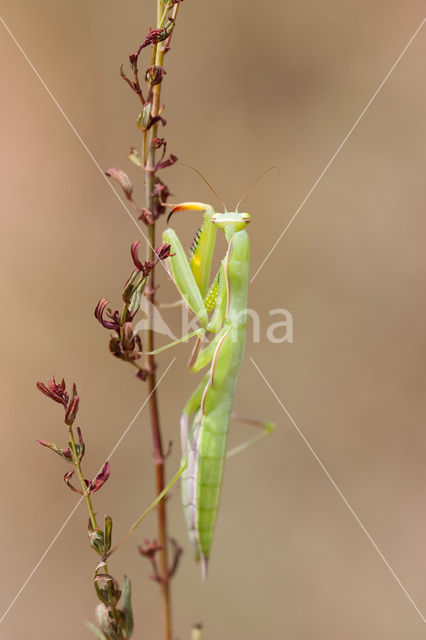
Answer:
(211, 211, 251, 231)
(166, 204, 251, 238)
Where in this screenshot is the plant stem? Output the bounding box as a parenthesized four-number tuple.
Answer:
(68, 428, 123, 632)
(145, 195, 173, 640)
(68, 426, 97, 530)
(140, 5, 180, 638)
(142, 7, 179, 640)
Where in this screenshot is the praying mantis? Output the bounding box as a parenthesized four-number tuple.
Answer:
(149, 181, 275, 578)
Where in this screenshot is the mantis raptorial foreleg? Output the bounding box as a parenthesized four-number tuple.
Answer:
(226, 413, 276, 458)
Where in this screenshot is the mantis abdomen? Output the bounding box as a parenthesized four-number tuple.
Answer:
(181, 230, 249, 575)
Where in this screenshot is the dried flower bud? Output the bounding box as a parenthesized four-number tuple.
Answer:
(157, 153, 177, 170)
(120, 65, 143, 100)
(105, 168, 133, 199)
(36, 377, 69, 408)
(146, 65, 166, 86)
(130, 241, 145, 272)
(151, 180, 170, 219)
(139, 207, 154, 225)
(135, 368, 148, 382)
(131, 27, 170, 63)
(130, 241, 173, 277)
(151, 137, 165, 149)
(64, 395, 79, 426)
(138, 538, 164, 559)
(36, 439, 73, 462)
(64, 469, 80, 493)
(89, 524, 105, 555)
(146, 113, 167, 130)
(61, 447, 73, 461)
(155, 243, 173, 261)
(121, 323, 135, 350)
(94, 572, 121, 606)
(95, 299, 121, 331)
(88, 461, 111, 494)
(168, 537, 183, 579)
(75, 426, 85, 461)
(64, 461, 110, 495)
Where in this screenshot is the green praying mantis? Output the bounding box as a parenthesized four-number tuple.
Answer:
(147, 175, 276, 578)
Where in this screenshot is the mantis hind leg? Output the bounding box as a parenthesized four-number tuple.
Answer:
(226, 413, 275, 459)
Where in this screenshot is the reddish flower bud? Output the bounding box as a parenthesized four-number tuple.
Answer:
(105, 168, 133, 199)
(146, 65, 166, 86)
(87, 461, 111, 494)
(139, 207, 154, 225)
(157, 153, 177, 170)
(151, 137, 165, 149)
(64, 395, 79, 426)
(94, 299, 121, 331)
(61, 447, 73, 461)
(75, 426, 85, 461)
(131, 241, 173, 277)
(36, 377, 69, 408)
(138, 538, 164, 558)
(131, 27, 170, 62)
(130, 241, 145, 272)
(121, 323, 135, 350)
(64, 470, 81, 493)
(64, 461, 110, 495)
(36, 439, 73, 462)
(155, 243, 173, 260)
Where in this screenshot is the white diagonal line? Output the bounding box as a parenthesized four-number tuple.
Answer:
(0, 357, 176, 625)
(251, 17, 425, 284)
(250, 356, 426, 624)
(0, 15, 161, 261)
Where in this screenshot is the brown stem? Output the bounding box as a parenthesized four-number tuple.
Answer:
(146, 220, 172, 640)
(142, 6, 180, 639)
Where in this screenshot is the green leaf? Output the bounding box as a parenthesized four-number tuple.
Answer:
(137, 102, 151, 131)
(128, 147, 142, 167)
(104, 515, 112, 555)
(122, 575, 133, 638)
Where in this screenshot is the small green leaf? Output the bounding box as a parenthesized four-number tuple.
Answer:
(104, 516, 112, 555)
(127, 280, 146, 315)
(128, 147, 142, 167)
(137, 102, 151, 131)
(89, 528, 105, 555)
(122, 576, 133, 638)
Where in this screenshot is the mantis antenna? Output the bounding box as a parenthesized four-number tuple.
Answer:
(177, 162, 227, 211)
(235, 166, 277, 211)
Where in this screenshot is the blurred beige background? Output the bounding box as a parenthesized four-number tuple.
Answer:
(1, 1, 426, 638)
